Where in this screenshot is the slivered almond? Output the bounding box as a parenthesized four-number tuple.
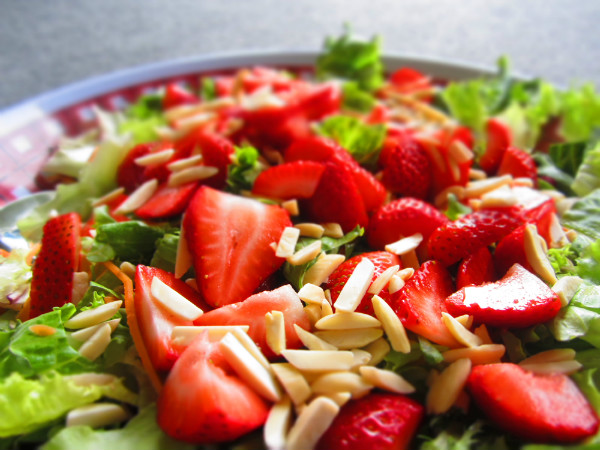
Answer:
(119, 261, 136, 279)
(464, 175, 513, 198)
(327, 391, 352, 407)
(523, 224, 558, 284)
(297, 283, 326, 305)
(281, 349, 355, 372)
(315, 312, 381, 330)
(276, 227, 301, 258)
(441, 312, 482, 348)
(173, 112, 215, 132)
(78, 323, 112, 361)
(473, 324, 493, 345)
(442, 344, 506, 365)
(71, 319, 120, 342)
(447, 156, 462, 183)
(468, 168, 487, 180)
(350, 349, 372, 367)
(519, 360, 583, 375)
(264, 396, 293, 450)
(287, 240, 322, 266)
(293, 324, 337, 351)
(311, 371, 373, 398)
(426, 358, 472, 414)
(552, 276, 583, 307)
(448, 140, 474, 164)
(519, 348, 576, 365)
(295, 223, 325, 238)
(66, 403, 129, 428)
(321, 222, 344, 238)
(285, 396, 340, 450)
(220, 333, 281, 402)
(434, 185, 466, 208)
(321, 299, 333, 317)
(270, 363, 312, 406)
(384, 233, 423, 255)
(400, 250, 420, 270)
(420, 139, 447, 173)
(171, 325, 250, 346)
(303, 304, 322, 327)
(314, 328, 383, 349)
(65, 301, 123, 330)
(29, 324, 56, 336)
(454, 315, 473, 329)
(175, 225, 192, 278)
(359, 366, 415, 394)
(480, 185, 519, 208)
(368, 265, 400, 295)
(92, 186, 125, 207)
(363, 338, 391, 366)
(230, 327, 272, 370)
(167, 154, 203, 172)
(168, 166, 219, 187)
(134, 148, 175, 166)
(388, 275, 405, 294)
(113, 179, 158, 214)
(512, 177, 535, 187)
(548, 213, 569, 248)
(281, 199, 299, 216)
(334, 258, 374, 313)
(566, 229, 578, 242)
(372, 295, 411, 353)
(266, 311, 286, 356)
(303, 253, 345, 286)
(151, 276, 203, 321)
(64, 373, 119, 387)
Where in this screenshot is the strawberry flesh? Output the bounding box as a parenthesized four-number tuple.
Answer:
(445, 264, 562, 328)
(456, 246, 496, 288)
(135, 181, 199, 220)
(480, 118, 511, 174)
(468, 363, 600, 443)
(251, 160, 326, 199)
(380, 135, 431, 199)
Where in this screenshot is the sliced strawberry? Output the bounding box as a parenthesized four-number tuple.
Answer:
(316, 393, 424, 450)
(326, 251, 401, 316)
(445, 264, 562, 328)
(29, 213, 81, 318)
(163, 83, 199, 110)
(251, 160, 325, 200)
(303, 160, 369, 232)
(427, 206, 525, 266)
(194, 284, 310, 360)
(367, 197, 449, 255)
(135, 181, 199, 220)
(135, 265, 210, 372)
(468, 363, 599, 443)
(390, 67, 432, 97)
(479, 118, 512, 174)
(380, 134, 431, 199)
(117, 141, 178, 193)
(493, 225, 533, 276)
(497, 146, 538, 186)
(157, 331, 270, 444)
(183, 186, 291, 307)
(391, 260, 460, 348)
(241, 67, 297, 94)
(456, 246, 496, 289)
(524, 196, 557, 245)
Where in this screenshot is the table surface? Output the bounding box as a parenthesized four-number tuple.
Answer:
(2, 0, 599, 110)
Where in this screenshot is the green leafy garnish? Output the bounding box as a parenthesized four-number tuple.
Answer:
(226, 145, 265, 194)
(118, 94, 166, 145)
(201, 77, 217, 101)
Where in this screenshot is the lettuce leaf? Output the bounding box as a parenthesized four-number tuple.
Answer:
(41, 404, 194, 450)
(561, 189, 600, 240)
(91, 221, 165, 265)
(342, 81, 376, 112)
(150, 231, 180, 273)
(560, 83, 600, 143)
(118, 94, 166, 145)
(226, 145, 265, 194)
(572, 141, 600, 197)
(0, 248, 32, 308)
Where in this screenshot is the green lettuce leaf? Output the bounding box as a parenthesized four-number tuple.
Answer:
(41, 404, 194, 450)
(201, 77, 217, 101)
(572, 141, 600, 197)
(226, 145, 265, 194)
(561, 189, 600, 240)
(342, 81, 376, 112)
(92, 221, 165, 265)
(560, 83, 600, 143)
(150, 231, 180, 273)
(0, 248, 32, 307)
(118, 94, 166, 145)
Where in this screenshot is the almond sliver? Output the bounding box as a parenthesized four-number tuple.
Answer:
(171, 325, 250, 346)
(359, 366, 415, 394)
(321, 223, 344, 238)
(372, 295, 411, 353)
(65, 301, 123, 330)
(168, 166, 219, 187)
(442, 344, 506, 365)
(151, 276, 203, 321)
(314, 328, 383, 349)
(281, 349, 355, 372)
(264, 396, 293, 450)
(303, 253, 345, 286)
(314, 312, 381, 330)
(333, 258, 374, 313)
(524, 224, 558, 284)
(66, 403, 130, 428)
(519, 348, 576, 365)
(71, 318, 121, 342)
(384, 234, 423, 255)
(285, 396, 340, 450)
(297, 283, 326, 305)
(167, 154, 203, 172)
(276, 227, 300, 258)
(295, 223, 325, 238)
(293, 324, 337, 351)
(78, 323, 112, 361)
(363, 337, 391, 366)
(175, 224, 193, 279)
(441, 312, 482, 348)
(426, 358, 472, 414)
(266, 311, 286, 356)
(368, 265, 400, 295)
(113, 178, 158, 214)
(271, 363, 312, 406)
(310, 371, 372, 397)
(519, 360, 583, 375)
(287, 240, 322, 266)
(134, 148, 175, 166)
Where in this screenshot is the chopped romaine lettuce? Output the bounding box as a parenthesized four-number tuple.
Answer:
(118, 94, 166, 145)
(562, 189, 600, 240)
(226, 145, 265, 194)
(0, 249, 32, 308)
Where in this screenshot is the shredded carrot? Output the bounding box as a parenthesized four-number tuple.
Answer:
(25, 243, 42, 266)
(102, 261, 163, 393)
(0, 249, 10, 258)
(17, 297, 31, 322)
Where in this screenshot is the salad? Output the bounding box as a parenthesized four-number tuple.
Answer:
(1, 28, 600, 450)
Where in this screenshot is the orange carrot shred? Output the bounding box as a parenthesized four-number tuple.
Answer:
(102, 261, 163, 393)
(0, 249, 10, 258)
(25, 243, 41, 266)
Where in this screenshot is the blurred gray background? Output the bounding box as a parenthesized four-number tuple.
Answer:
(1, 0, 599, 109)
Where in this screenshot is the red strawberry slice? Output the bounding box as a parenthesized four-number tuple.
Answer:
(427, 206, 525, 266)
(468, 363, 600, 443)
(390, 67, 433, 101)
(493, 225, 533, 277)
(445, 264, 562, 328)
(194, 284, 310, 360)
(524, 196, 557, 245)
(251, 160, 326, 199)
(380, 134, 431, 199)
(326, 251, 401, 316)
(163, 83, 199, 109)
(157, 331, 269, 444)
(183, 186, 292, 307)
(135, 265, 210, 372)
(135, 181, 199, 220)
(497, 146, 538, 186)
(456, 246, 496, 289)
(302, 160, 369, 232)
(391, 260, 460, 348)
(315, 393, 424, 450)
(367, 197, 449, 255)
(480, 118, 512, 174)
(29, 213, 81, 318)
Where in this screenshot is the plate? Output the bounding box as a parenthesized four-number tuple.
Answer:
(0, 50, 497, 206)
